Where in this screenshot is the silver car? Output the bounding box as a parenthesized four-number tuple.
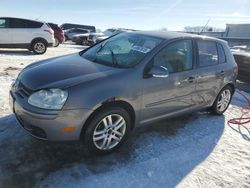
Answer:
(9, 31, 237, 154)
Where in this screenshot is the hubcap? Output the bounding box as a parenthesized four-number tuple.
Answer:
(217, 89, 231, 112)
(93, 114, 126, 150)
(34, 42, 45, 53)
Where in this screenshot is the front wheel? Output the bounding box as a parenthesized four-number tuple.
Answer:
(211, 86, 233, 115)
(83, 107, 131, 154)
(32, 40, 47, 55)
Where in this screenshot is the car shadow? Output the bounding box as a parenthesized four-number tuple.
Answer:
(0, 50, 34, 56)
(0, 111, 225, 188)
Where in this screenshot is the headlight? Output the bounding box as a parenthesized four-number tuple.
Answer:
(28, 89, 68, 110)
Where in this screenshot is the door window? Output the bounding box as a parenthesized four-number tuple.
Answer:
(197, 40, 218, 67)
(152, 40, 193, 73)
(24, 20, 43, 28)
(10, 18, 26, 28)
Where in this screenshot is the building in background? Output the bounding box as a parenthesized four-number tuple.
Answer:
(185, 24, 250, 46)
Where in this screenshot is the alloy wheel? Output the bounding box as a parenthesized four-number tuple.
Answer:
(93, 114, 126, 150)
(217, 89, 231, 112)
(34, 42, 46, 53)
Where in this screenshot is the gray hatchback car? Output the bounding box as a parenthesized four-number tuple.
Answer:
(10, 31, 237, 154)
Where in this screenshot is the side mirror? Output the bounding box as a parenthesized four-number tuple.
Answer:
(148, 65, 169, 78)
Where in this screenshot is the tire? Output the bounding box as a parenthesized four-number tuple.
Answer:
(76, 39, 83, 45)
(82, 40, 89, 46)
(83, 107, 131, 154)
(211, 86, 233, 115)
(32, 40, 47, 55)
(54, 37, 60, 47)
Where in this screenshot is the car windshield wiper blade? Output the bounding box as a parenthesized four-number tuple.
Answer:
(97, 42, 118, 66)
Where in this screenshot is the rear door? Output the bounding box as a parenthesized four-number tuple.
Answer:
(194, 39, 224, 106)
(10, 18, 43, 44)
(0, 18, 12, 44)
(141, 39, 197, 123)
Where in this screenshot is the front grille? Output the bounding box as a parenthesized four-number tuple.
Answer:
(14, 80, 33, 98)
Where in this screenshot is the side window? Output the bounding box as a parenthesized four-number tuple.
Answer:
(217, 43, 226, 63)
(197, 40, 218, 67)
(0, 19, 9, 28)
(153, 40, 193, 73)
(10, 19, 25, 28)
(81, 30, 88, 34)
(25, 20, 43, 28)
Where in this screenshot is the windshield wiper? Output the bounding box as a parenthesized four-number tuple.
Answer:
(97, 42, 118, 66)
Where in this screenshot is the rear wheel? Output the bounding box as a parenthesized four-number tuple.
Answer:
(82, 40, 89, 46)
(32, 40, 47, 55)
(83, 107, 131, 154)
(54, 37, 60, 47)
(211, 86, 233, 115)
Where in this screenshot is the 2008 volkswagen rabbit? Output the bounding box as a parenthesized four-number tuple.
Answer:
(10, 31, 237, 153)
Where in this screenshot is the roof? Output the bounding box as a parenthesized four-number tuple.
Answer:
(0, 17, 44, 23)
(132, 30, 226, 43)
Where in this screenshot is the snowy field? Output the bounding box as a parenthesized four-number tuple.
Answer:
(0, 44, 249, 188)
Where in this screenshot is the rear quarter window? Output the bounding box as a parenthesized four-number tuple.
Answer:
(217, 43, 227, 63)
(197, 40, 218, 67)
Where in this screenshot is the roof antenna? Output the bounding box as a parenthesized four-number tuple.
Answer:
(199, 19, 210, 35)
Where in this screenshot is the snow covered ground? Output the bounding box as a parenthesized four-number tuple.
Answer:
(0, 44, 249, 188)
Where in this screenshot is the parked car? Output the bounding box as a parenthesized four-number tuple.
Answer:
(87, 32, 107, 45)
(48, 23, 65, 47)
(64, 28, 90, 41)
(61, 23, 96, 32)
(232, 50, 250, 83)
(87, 28, 135, 45)
(72, 32, 91, 45)
(0, 17, 54, 54)
(10, 31, 237, 154)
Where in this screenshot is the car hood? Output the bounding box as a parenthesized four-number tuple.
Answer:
(19, 53, 121, 91)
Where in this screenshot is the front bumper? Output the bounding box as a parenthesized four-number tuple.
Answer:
(10, 91, 92, 141)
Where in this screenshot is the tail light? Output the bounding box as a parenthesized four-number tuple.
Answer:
(234, 65, 238, 77)
(44, 29, 54, 35)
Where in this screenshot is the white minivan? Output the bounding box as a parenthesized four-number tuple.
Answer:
(0, 17, 55, 54)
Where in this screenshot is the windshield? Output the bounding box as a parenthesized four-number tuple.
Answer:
(81, 33, 162, 68)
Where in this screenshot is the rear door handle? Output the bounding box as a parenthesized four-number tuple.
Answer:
(182, 76, 195, 83)
(220, 70, 225, 76)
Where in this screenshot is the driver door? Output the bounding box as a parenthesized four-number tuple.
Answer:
(0, 18, 12, 44)
(141, 39, 197, 123)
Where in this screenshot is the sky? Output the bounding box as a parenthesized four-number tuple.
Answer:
(1, 0, 250, 31)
